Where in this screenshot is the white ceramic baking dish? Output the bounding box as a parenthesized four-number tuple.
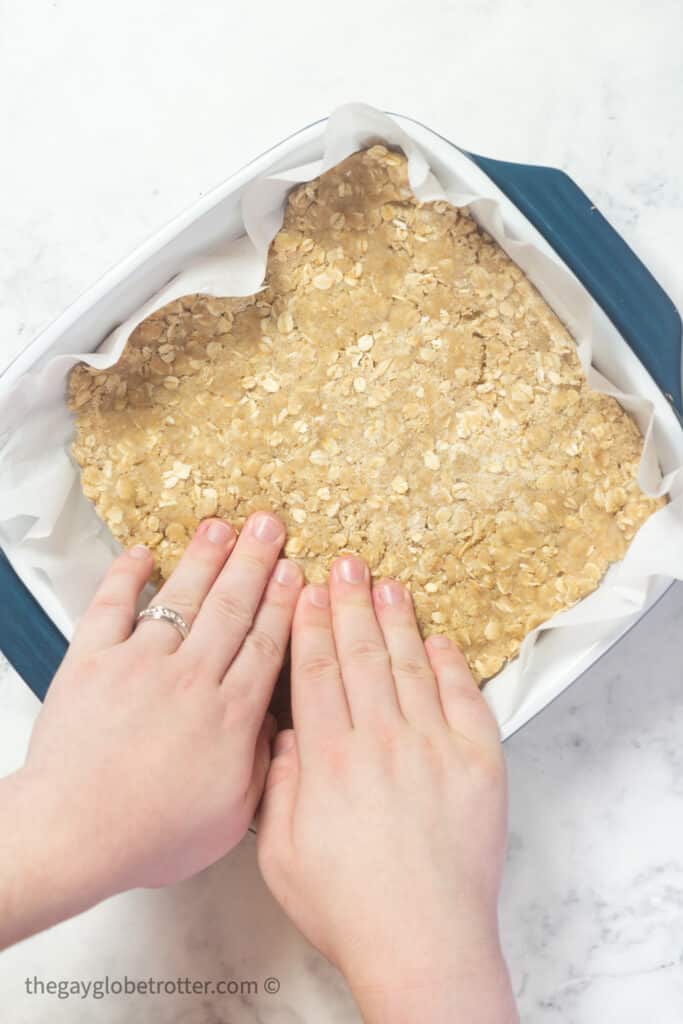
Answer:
(1, 112, 681, 738)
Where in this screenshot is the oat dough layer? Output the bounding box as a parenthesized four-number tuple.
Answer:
(69, 146, 663, 681)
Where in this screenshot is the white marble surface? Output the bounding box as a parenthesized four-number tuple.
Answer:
(1, 0, 682, 1020)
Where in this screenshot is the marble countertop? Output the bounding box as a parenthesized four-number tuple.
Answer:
(1, 0, 682, 1020)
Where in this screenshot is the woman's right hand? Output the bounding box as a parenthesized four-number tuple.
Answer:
(257, 555, 518, 1024)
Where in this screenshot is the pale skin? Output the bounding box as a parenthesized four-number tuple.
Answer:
(0, 513, 518, 1023)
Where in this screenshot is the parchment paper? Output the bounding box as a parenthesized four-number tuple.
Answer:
(1, 103, 681, 729)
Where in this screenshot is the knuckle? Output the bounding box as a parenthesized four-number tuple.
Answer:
(393, 656, 433, 681)
(337, 590, 372, 610)
(90, 592, 128, 613)
(71, 651, 105, 679)
(208, 589, 254, 630)
(451, 679, 486, 706)
(321, 741, 351, 779)
(153, 589, 198, 621)
(236, 548, 273, 576)
(101, 557, 145, 586)
(449, 648, 474, 677)
(169, 656, 203, 691)
(345, 640, 390, 670)
(193, 537, 234, 564)
(244, 627, 283, 665)
(105, 560, 134, 581)
(372, 721, 404, 756)
(299, 655, 340, 686)
(129, 648, 163, 674)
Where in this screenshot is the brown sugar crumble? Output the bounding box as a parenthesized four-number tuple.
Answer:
(68, 146, 664, 681)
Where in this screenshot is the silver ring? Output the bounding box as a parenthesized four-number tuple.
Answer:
(135, 605, 190, 641)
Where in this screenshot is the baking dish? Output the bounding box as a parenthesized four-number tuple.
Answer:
(1, 112, 681, 738)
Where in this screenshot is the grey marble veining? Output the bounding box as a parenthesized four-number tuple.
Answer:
(1, 0, 682, 1020)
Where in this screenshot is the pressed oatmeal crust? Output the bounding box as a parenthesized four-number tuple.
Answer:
(68, 146, 664, 682)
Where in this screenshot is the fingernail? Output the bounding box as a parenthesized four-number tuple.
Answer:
(248, 513, 283, 544)
(206, 520, 233, 545)
(377, 580, 405, 606)
(336, 556, 367, 584)
(274, 559, 301, 586)
(428, 634, 451, 649)
(128, 545, 150, 560)
(307, 585, 330, 608)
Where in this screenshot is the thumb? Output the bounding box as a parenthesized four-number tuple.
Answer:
(256, 729, 299, 869)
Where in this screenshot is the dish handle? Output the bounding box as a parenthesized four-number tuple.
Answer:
(0, 551, 66, 701)
(466, 152, 683, 416)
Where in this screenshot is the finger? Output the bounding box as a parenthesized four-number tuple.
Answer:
(373, 579, 444, 729)
(329, 556, 401, 727)
(223, 559, 303, 736)
(291, 585, 351, 753)
(256, 729, 299, 875)
(130, 518, 237, 655)
(424, 636, 500, 744)
(185, 512, 286, 677)
(70, 546, 153, 657)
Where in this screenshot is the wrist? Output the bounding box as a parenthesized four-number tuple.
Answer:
(0, 768, 112, 949)
(342, 929, 518, 1024)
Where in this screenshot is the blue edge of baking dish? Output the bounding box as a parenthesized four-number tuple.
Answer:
(1, 124, 681, 706)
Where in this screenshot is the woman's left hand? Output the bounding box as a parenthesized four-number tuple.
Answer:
(2, 511, 301, 947)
